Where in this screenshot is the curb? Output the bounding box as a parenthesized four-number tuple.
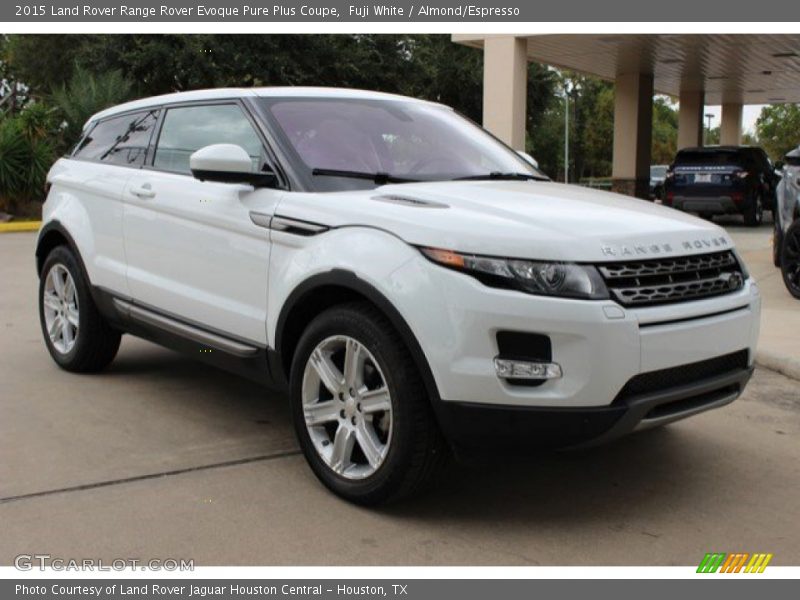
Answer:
(756, 349, 800, 382)
(0, 221, 41, 233)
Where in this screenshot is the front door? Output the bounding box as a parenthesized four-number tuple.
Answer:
(122, 102, 281, 345)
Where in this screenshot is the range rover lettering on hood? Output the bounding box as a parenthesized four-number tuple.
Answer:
(601, 236, 729, 257)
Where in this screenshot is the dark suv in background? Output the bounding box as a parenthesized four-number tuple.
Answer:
(663, 146, 779, 226)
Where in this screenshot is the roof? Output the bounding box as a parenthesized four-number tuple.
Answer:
(678, 146, 758, 152)
(86, 86, 434, 128)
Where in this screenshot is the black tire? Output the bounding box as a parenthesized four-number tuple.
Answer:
(39, 246, 121, 372)
(699, 212, 715, 221)
(773, 222, 784, 268)
(654, 185, 664, 201)
(780, 220, 800, 299)
(290, 301, 447, 505)
(743, 192, 764, 227)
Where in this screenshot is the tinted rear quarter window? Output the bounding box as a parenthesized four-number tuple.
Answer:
(73, 110, 159, 167)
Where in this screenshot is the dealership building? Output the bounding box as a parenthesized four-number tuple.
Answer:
(453, 34, 800, 197)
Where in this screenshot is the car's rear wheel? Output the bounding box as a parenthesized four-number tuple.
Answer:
(290, 302, 447, 504)
(743, 192, 764, 227)
(39, 246, 121, 371)
(699, 212, 715, 221)
(780, 220, 800, 299)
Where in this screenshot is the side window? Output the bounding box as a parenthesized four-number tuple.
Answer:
(153, 104, 265, 174)
(73, 110, 159, 167)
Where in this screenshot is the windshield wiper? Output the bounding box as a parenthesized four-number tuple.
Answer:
(453, 172, 549, 182)
(311, 168, 420, 184)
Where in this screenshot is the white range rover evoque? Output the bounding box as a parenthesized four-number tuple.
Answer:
(37, 87, 761, 504)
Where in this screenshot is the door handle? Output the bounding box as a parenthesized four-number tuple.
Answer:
(130, 183, 155, 199)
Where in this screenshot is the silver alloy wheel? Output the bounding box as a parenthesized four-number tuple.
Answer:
(301, 335, 393, 480)
(43, 264, 79, 354)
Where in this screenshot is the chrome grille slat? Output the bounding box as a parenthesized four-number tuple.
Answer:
(598, 252, 737, 280)
(597, 251, 744, 307)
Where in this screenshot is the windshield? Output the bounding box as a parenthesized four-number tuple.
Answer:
(260, 97, 548, 191)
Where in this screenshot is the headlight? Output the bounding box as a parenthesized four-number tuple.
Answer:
(420, 247, 609, 300)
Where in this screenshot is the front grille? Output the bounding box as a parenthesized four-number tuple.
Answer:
(597, 251, 744, 307)
(614, 349, 749, 403)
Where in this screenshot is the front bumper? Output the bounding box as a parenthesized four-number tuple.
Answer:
(390, 256, 761, 410)
(434, 356, 753, 451)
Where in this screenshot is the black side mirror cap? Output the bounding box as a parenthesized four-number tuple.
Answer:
(191, 168, 279, 188)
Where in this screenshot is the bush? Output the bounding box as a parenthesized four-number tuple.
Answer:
(51, 65, 135, 149)
(0, 103, 57, 214)
(0, 66, 136, 216)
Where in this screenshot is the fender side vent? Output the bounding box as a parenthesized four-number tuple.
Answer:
(372, 195, 448, 209)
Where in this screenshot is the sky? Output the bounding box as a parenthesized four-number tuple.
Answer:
(703, 104, 765, 135)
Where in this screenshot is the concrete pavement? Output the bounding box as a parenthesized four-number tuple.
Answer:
(720, 217, 800, 380)
(1, 229, 798, 566)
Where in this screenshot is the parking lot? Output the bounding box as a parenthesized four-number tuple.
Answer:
(1, 223, 799, 566)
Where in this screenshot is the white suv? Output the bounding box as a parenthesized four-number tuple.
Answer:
(37, 88, 761, 504)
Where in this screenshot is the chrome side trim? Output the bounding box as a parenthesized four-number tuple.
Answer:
(270, 216, 329, 236)
(112, 298, 259, 358)
(249, 212, 329, 235)
(249, 211, 273, 229)
(372, 194, 448, 209)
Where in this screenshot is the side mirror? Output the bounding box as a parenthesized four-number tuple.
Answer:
(516, 150, 539, 169)
(190, 144, 277, 187)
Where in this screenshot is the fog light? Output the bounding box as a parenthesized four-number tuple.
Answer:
(494, 358, 562, 380)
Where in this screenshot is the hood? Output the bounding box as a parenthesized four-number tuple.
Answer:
(275, 180, 734, 262)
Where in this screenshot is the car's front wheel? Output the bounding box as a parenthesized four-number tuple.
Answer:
(290, 302, 446, 504)
(780, 220, 800, 299)
(39, 246, 121, 371)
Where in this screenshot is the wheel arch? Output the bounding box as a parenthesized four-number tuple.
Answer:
(35, 220, 90, 282)
(273, 269, 441, 403)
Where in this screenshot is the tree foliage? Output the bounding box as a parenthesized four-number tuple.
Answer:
(756, 104, 800, 160)
(0, 103, 57, 214)
(1, 34, 691, 212)
(51, 65, 136, 148)
(652, 96, 678, 164)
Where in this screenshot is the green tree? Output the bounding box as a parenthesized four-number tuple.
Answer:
(0, 102, 58, 214)
(756, 104, 800, 160)
(705, 125, 720, 146)
(575, 77, 614, 179)
(4, 34, 79, 93)
(652, 96, 678, 164)
(50, 65, 136, 149)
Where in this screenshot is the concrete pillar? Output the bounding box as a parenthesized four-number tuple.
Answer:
(720, 102, 743, 146)
(482, 36, 527, 150)
(611, 72, 654, 199)
(677, 89, 704, 150)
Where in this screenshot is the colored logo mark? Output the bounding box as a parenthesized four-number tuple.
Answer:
(697, 552, 773, 573)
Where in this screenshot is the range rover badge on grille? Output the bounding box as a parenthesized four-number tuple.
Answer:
(723, 272, 744, 291)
